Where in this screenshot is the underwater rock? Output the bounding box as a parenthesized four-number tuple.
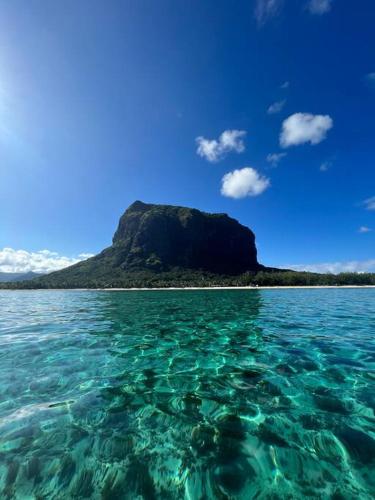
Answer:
(5, 460, 19, 489)
(101, 469, 127, 500)
(70, 468, 94, 498)
(191, 424, 216, 455)
(241, 368, 264, 381)
(215, 414, 247, 464)
(336, 425, 375, 465)
(125, 457, 156, 499)
(313, 395, 352, 415)
(142, 369, 157, 389)
(299, 414, 325, 431)
(26, 456, 41, 484)
(313, 431, 349, 468)
(68, 425, 89, 447)
(298, 359, 319, 372)
(213, 459, 252, 495)
(257, 422, 289, 448)
(324, 367, 347, 383)
(258, 380, 283, 397)
(182, 393, 202, 417)
(215, 414, 246, 442)
(276, 363, 298, 375)
(58, 454, 76, 487)
(100, 435, 134, 462)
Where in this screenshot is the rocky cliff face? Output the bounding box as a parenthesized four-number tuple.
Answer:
(111, 201, 260, 274)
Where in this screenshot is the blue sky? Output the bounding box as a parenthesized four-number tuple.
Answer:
(0, 0, 374, 273)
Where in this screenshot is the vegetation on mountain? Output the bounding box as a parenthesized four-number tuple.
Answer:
(0, 270, 374, 289)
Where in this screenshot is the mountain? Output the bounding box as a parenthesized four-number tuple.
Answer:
(20, 201, 266, 288)
(112, 201, 260, 274)
(0, 271, 42, 282)
(2, 201, 374, 289)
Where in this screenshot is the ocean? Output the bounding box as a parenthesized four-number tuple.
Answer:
(0, 289, 374, 498)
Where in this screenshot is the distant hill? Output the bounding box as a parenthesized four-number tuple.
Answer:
(6, 201, 269, 288)
(0, 271, 43, 283)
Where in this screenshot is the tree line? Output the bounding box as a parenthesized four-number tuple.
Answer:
(0, 270, 374, 289)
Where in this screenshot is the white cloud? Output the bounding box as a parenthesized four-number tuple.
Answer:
(196, 129, 246, 162)
(0, 248, 94, 274)
(281, 81, 290, 89)
(221, 167, 270, 199)
(280, 112, 333, 148)
(308, 0, 333, 15)
(288, 259, 375, 274)
(78, 253, 95, 259)
(359, 226, 372, 233)
(266, 152, 286, 167)
(319, 161, 331, 172)
(267, 99, 286, 115)
(363, 196, 375, 211)
(254, 0, 283, 26)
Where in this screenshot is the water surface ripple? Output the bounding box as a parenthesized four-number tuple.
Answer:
(0, 289, 374, 498)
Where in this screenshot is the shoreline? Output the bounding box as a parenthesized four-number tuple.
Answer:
(1, 285, 375, 291)
(104, 285, 375, 291)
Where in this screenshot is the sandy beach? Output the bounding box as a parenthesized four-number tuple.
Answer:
(2, 285, 374, 292)
(101, 285, 375, 291)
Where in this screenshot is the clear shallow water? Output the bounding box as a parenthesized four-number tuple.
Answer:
(0, 289, 374, 499)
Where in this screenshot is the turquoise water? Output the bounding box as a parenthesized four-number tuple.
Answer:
(0, 289, 374, 499)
